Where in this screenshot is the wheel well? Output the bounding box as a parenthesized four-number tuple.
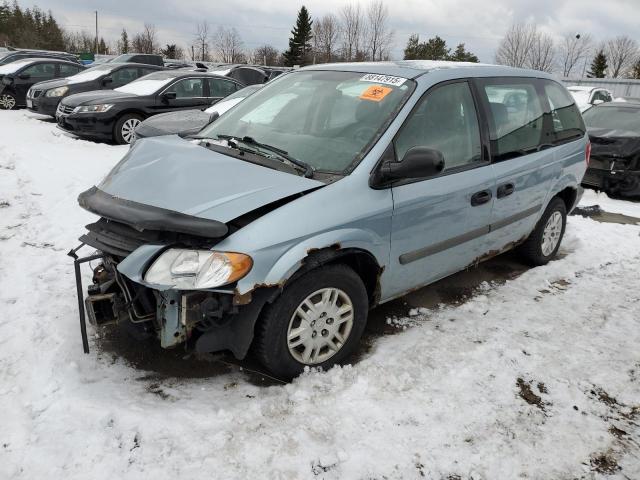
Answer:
(555, 187, 578, 213)
(288, 247, 383, 307)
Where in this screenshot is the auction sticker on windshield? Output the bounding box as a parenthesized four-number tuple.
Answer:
(360, 74, 406, 86)
(360, 85, 393, 102)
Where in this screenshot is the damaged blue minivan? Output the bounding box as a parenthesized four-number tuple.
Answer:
(71, 61, 589, 378)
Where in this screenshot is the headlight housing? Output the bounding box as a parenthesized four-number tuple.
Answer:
(45, 86, 69, 97)
(74, 104, 114, 113)
(144, 249, 253, 290)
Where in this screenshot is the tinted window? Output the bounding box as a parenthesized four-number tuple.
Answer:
(171, 78, 204, 98)
(22, 63, 56, 79)
(395, 82, 482, 171)
(207, 78, 238, 97)
(111, 67, 140, 86)
(480, 80, 544, 161)
(543, 80, 585, 143)
(59, 64, 81, 76)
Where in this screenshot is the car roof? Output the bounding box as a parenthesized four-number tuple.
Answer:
(567, 86, 603, 92)
(596, 101, 640, 109)
(301, 60, 553, 79)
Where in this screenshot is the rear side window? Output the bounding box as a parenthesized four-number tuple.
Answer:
(479, 80, 544, 161)
(207, 78, 238, 98)
(543, 80, 585, 144)
(59, 64, 81, 76)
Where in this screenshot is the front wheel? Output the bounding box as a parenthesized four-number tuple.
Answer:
(114, 113, 143, 145)
(518, 198, 567, 266)
(0, 93, 17, 110)
(254, 264, 369, 379)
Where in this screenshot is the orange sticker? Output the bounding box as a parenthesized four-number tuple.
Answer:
(360, 85, 393, 102)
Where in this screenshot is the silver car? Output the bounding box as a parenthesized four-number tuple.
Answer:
(71, 61, 588, 378)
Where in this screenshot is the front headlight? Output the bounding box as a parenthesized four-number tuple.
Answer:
(144, 249, 253, 290)
(74, 103, 114, 113)
(45, 86, 69, 97)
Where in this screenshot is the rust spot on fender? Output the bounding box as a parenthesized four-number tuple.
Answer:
(467, 236, 528, 269)
(233, 282, 282, 306)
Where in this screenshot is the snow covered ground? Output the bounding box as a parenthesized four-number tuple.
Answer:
(1, 110, 639, 479)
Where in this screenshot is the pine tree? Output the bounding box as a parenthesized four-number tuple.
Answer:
(283, 6, 313, 67)
(403, 34, 421, 60)
(98, 37, 107, 54)
(119, 29, 129, 54)
(630, 61, 640, 80)
(448, 43, 479, 62)
(588, 50, 608, 78)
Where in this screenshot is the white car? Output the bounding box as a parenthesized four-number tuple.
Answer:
(567, 86, 613, 112)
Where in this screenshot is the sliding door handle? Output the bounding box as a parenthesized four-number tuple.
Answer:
(497, 182, 515, 199)
(470, 189, 492, 206)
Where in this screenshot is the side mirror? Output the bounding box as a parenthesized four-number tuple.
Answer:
(592, 99, 604, 105)
(208, 111, 219, 124)
(102, 75, 113, 85)
(162, 91, 177, 101)
(382, 146, 445, 181)
(18, 72, 30, 80)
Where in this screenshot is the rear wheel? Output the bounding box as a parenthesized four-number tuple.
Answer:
(518, 198, 567, 266)
(114, 113, 143, 144)
(254, 264, 368, 379)
(0, 93, 17, 110)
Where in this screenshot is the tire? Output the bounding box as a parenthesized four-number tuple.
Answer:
(254, 264, 369, 379)
(113, 113, 143, 145)
(518, 197, 567, 266)
(0, 93, 17, 110)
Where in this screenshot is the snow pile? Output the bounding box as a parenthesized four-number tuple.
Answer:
(0, 110, 639, 479)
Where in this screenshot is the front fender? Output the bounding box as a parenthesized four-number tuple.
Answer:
(234, 227, 388, 296)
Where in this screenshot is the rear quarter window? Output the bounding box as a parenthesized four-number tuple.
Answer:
(543, 80, 585, 144)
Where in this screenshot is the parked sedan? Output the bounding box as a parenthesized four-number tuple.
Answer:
(567, 86, 613, 112)
(581, 102, 640, 198)
(56, 71, 244, 144)
(26, 62, 163, 117)
(0, 58, 84, 110)
(134, 84, 262, 142)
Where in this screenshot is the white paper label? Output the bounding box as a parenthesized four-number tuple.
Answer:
(359, 74, 407, 86)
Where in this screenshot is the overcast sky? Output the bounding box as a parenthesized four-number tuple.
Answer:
(35, 0, 640, 62)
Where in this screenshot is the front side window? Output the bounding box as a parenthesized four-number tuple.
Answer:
(199, 70, 414, 173)
(59, 64, 81, 76)
(480, 80, 544, 161)
(395, 81, 482, 172)
(543, 80, 585, 144)
(22, 63, 56, 79)
(111, 67, 140, 86)
(171, 78, 204, 98)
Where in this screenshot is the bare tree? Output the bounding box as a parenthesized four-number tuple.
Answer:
(194, 21, 210, 61)
(340, 2, 363, 61)
(495, 23, 538, 68)
(214, 26, 244, 63)
(605, 35, 639, 78)
(132, 23, 157, 54)
(558, 33, 593, 77)
(364, 0, 393, 61)
(527, 30, 555, 72)
(252, 45, 279, 65)
(313, 14, 340, 63)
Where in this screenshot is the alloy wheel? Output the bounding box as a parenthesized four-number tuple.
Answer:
(121, 118, 141, 144)
(541, 211, 563, 256)
(287, 288, 354, 365)
(0, 94, 16, 110)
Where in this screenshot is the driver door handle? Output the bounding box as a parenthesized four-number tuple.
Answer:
(470, 189, 492, 206)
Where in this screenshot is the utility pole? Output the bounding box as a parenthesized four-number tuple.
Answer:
(94, 11, 98, 54)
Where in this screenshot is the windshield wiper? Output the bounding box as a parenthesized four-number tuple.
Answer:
(217, 134, 315, 178)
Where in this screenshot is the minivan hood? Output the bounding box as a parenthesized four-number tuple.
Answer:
(135, 109, 209, 138)
(97, 135, 323, 223)
(62, 89, 137, 106)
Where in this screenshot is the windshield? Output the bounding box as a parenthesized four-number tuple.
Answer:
(115, 72, 177, 95)
(199, 70, 414, 173)
(67, 64, 112, 83)
(583, 105, 640, 132)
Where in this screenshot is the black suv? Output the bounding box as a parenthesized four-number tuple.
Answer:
(0, 58, 84, 110)
(27, 62, 163, 117)
(56, 70, 243, 144)
(0, 49, 80, 66)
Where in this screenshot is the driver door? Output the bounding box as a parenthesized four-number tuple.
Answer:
(157, 77, 208, 112)
(387, 81, 496, 299)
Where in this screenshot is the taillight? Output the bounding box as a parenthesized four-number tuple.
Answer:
(585, 141, 591, 166)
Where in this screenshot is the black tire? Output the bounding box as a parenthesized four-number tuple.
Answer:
(254, 264, 369, 379)
(0, 92, 18, 110)
(518, 197, 567, 266)
(113, 113, 143, 145)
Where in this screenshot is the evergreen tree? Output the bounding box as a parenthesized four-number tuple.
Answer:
(588, 50, 608, 78)
(283, 6, 313, 67)
(161, 44, 177, 59)
(403, 34, 479, 62)
(630, 61, 640, 80)
(119, 28, 129, 54)
(98, 37, 107, 54)
(449, 43, 479, 62)
(403, 34, 421, 60)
